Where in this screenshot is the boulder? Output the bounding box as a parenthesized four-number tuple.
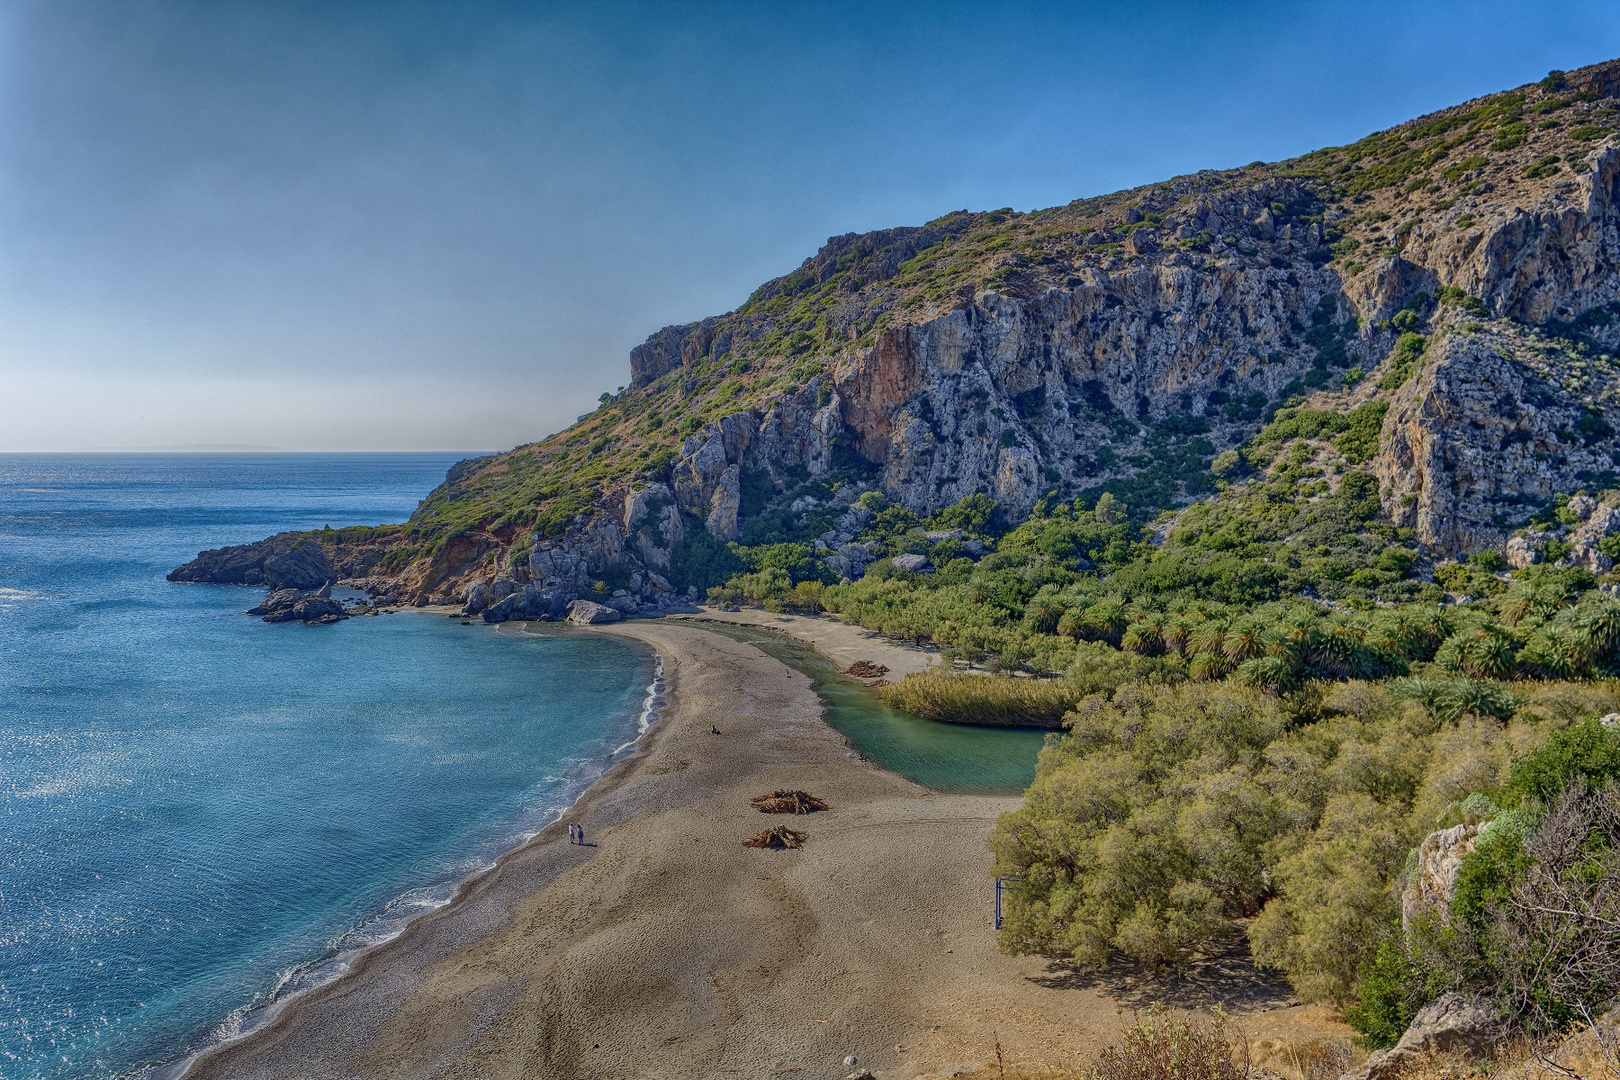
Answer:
(1350, 993, 1509, 1080)
(481, 584, 571, 623)
(567, 599, 623, 625)
(1505, 534, 1542, 569)
(891, 553, 931, 573)
(1401, 822, 1481, 933)
(249, 588, 348, 624)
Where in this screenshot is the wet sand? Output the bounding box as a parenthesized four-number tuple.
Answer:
(184, 620, 1341, 1080)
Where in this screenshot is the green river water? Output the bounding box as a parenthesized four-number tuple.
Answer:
(702, 622, 1050, 795)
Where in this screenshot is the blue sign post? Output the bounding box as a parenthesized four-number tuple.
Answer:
(994, 877, 1023, 930)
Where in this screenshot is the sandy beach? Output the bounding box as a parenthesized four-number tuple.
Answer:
(183, 619, 1344, 1080)
(666, 607, 940, 683)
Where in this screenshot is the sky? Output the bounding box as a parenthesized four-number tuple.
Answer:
(1, 1, 1618, 452)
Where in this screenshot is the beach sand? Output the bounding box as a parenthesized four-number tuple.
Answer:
(184, 620, 1347, 1080)
(666, 607, 940, 683)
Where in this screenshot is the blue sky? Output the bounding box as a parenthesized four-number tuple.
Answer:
(2, 1, 1617, 451)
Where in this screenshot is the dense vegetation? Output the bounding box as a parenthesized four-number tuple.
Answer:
(1350, 722, 1620, 1043)
(987, 676, 1620, 1042)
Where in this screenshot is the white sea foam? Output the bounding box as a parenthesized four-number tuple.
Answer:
(612, 653, 665, 756)
(0, 586, 51, 604)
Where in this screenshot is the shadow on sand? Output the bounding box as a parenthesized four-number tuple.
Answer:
(1026, 940, 1297, 1012)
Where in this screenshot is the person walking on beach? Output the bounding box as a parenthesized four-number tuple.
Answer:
(577, 825, 586, 846)
(567, 824, 577, 844)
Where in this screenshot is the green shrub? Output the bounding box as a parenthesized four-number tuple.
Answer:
(1379, 332, 1428, 390)
(878, 671, 1080, 727)
(1345, 935, 1455, 1048)
(1500, 718, 1620, 807)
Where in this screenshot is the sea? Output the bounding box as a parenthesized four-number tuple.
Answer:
(0, 454, 657, 1080)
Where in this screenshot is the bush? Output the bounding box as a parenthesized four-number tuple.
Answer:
(1248, 793, 1409, 1003)
(1431, 785, 1620, 1031)
(1092, 1005, 1250, 1080)
(1499, 718, 1620, 807)
(1345, 935, 1454, 1048)
(878, 671, 1080, 727)
(994, 682, 1297, 969)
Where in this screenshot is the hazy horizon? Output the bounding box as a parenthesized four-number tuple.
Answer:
(4, 0, 1620, 452)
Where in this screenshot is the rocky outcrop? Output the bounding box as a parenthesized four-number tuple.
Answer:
(1376, 321, 1620, 556)
(1404, 145, 1620, 338)
(247, 587, 348, 624)
(169, 533, 334, 591)
(1401, 822, 1482, 933)
(1345, 993, 1508, 1080)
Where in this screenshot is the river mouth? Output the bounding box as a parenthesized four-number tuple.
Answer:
(697, 622, 1048, 795)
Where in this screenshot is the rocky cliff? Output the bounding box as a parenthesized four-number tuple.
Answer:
(174, 60, 1620, 620)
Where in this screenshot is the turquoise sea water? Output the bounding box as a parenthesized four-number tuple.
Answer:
(0, 455, 654, 1080)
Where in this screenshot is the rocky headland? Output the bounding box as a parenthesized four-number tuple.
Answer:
(172, 59, 1620, 620)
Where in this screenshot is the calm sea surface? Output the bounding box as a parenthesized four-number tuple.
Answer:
(0, 455, 654, 1080)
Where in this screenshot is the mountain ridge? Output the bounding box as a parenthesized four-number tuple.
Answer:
(173, 57, 1620, 625)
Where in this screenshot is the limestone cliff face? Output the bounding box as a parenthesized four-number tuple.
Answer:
(177, 60, 1620, 616)
(1405, 146, 1620, 334)
(1372, 147, 1620, 554)
(1376, 318, 1620, 555)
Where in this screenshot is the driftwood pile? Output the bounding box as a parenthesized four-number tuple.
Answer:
(844, 660, 889, 679)
(743, 825, 807, 849)
(750, 789, 830, 814)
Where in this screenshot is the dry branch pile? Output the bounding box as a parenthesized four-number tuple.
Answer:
(844, 660, 890, 679)
(743, 826, 807, 849)
(750, 789, 830, 814)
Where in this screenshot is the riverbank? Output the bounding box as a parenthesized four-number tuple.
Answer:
(182, 620, 1346, 1080)
(668, 606, 939, 684)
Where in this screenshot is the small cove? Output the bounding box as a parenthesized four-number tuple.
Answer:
(0, 455, 654, 1080)
(698, 622, 1048, 795)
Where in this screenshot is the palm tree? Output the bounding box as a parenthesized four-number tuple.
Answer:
(1223, 617, 1265, 663)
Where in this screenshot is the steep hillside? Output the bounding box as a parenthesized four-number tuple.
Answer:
(176, 60, 1620, 622)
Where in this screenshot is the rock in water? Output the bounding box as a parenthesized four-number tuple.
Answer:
(169, 533, 332, 591)
(248, 588, 349, 624)
(566, 599, 623, 625)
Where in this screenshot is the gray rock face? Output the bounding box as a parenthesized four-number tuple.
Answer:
(1401, 822, 1481, 933)
(1568, 501, 1620, 573)
(566, 599, 623, 625)
(480, 585, 570, 623)
(248, 587, 348, 624)
(891, 553, 931, 573)
(169, 533, 333, 591)
(1505, 534, 1542, 569)
(1377, 321, 1620, 555)
(1348, 993, 1508, 1080)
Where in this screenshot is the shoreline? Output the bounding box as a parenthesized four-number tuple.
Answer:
(154, 623, 664, 1080)
(177, 618, 1346, 1080)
